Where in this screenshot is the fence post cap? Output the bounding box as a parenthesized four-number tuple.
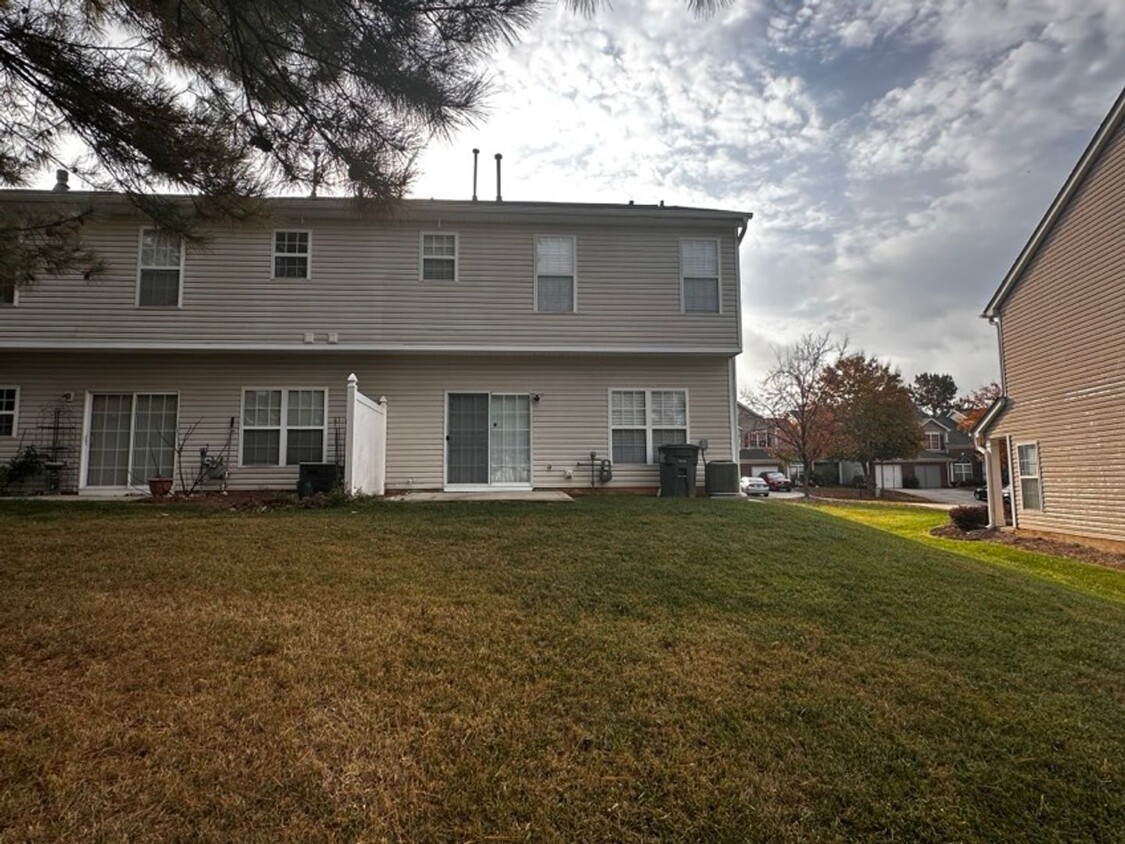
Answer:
(347, 373, 358, 386)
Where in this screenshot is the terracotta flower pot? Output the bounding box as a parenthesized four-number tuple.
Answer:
(148, 477, 173, 497)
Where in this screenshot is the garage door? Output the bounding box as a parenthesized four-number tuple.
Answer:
(876, 464, 902, 489)
(750, 464, 781, 476)
(916, 464, 943, 488)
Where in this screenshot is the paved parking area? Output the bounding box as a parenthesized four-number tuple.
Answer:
(906, 487, 980, 506)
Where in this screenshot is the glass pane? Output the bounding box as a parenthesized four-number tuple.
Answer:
(612, 429, 647, 464)
(650, 391, 687, 427)
(1020, 478, 1041, 510)
(274, 231, 309, 254)
(286, 429, 324, 465)
(244, 390, 282, 427)
(274, 255, 308, 278)
(130, 394, 178, 483)
(87, 394, 132, 487)
(490, 394, 530, 484)
(1017, 444, 1038, 477)
(652, 428, 687, 462)
(684, 277, 719, 313)
(0, 389, 14, 412)
(0, 414, 13, 437)
(536, 236, 574, 275)
(423, 257, 455, 281)
(139, 269, 180, 307)
(681, 239, 718, 277)
(0, 283, 13, 305)
(423, 234, 456, 257)
(243, 429, 280, 466)
(287, 390, 325, 427)
(141, 230, 181, 268)
(537, 275, 574, 312)
(611, 391, 646, 428)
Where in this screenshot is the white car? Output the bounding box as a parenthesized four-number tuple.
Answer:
(741, 476, 770, 497)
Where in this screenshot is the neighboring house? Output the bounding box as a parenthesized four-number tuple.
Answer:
(872, 408, 982, 490)
(736, 403, 786, 478)
(976, 86, 1125, 545)
(0, 184, 750, 495)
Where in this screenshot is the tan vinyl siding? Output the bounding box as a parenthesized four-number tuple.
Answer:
(0, 351, 733, 494)
(993, 119, 1125, 542)
(0, 219, 739, 352)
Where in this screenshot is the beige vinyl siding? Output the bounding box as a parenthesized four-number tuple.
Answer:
(0, 219, 739, 352)
(993, 118, 1125, 542)
(0, 351, 733, 493)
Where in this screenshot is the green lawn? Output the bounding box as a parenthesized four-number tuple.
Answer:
(1, 497, 1122, 842)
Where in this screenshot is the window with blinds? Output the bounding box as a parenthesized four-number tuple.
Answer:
(421, 233, 458, 281)
(138, 228, 182, 307)
(536, 235, 575, 312)
(681, 239, 719, 313)
(610, 388, 688, 464)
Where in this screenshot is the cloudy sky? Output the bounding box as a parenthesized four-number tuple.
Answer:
(412, 0, 1125, 397)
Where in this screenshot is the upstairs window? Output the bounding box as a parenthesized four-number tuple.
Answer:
(0, 387, 17, 436)
(137, 228, 182, 307)
(1017, 442, 1042, 510)
(536, 235, 576, 313)
(610, 388, 688, 464)
(681, 239, 719, 313)
(241, 388, 327, 466)
(273, 231, 310, 278)
(925, 432, 944, 451)
(421, 233, 457, 281)
(747, 430, 771, 449)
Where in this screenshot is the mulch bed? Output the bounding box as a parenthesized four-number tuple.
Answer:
(931, 523, 1125, 571)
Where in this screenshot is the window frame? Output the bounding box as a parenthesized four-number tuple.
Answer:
(135, 226, 185, 309)
(924, 431, 944, 451)
(239, 387, 329, 468)
(0, 386, 19, 438)
(679, 237, 721, 315)
(607, 387, 691, 465)
(419, 231, 459, 282)
(747, 430, 771, 449)
(1015, 440, 1043, 512)
(534, 234, 578, 313)
(952, 460, 974, 483)
(271, 229, 312, 280)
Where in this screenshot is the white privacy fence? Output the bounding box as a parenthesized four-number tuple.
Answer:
(344, 373, 387, 496)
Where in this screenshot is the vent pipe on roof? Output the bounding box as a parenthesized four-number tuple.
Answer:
(471, 148, 479, 201)
(495, 153, 503, 202)
(53, 169, 70, 192)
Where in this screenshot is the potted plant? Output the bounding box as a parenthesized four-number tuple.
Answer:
(147, 444, 174, 497)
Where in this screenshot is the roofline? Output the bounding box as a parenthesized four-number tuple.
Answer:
(982, 85, 1125, 318)
(970, 396, 1009, 438)
(0, 189, 752, 227)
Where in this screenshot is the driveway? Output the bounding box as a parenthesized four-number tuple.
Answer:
(906, 487, 980, 506)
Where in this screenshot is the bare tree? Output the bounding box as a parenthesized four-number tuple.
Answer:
(749, 332, 844, 499)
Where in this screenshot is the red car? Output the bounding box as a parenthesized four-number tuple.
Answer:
(759, 471, 792, 491)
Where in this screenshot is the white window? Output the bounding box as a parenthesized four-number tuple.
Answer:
(925, 432, 944, 451)
(241, 388, 327, 466)
(421, 233, 457, 281)
(681, 239, 719, 313)
(0, 387, 18, 437)
(953, 461, 974, 483)
(137, 228, 182, 307)
(1017, 442, 1042, 510)
(747, 430, 771, 449)
(610, 389, 688, 464)
(536, 235, 576, 313)
(273, 230, 310, 278)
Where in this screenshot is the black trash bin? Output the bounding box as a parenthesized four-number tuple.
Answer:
(658, 443, 701, 498)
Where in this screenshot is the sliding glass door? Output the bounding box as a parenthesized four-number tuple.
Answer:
(86, 393, 178, 488)
(446, 393, 531, 487)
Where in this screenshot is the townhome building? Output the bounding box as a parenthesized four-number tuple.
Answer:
(0, 187, 750, 496)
